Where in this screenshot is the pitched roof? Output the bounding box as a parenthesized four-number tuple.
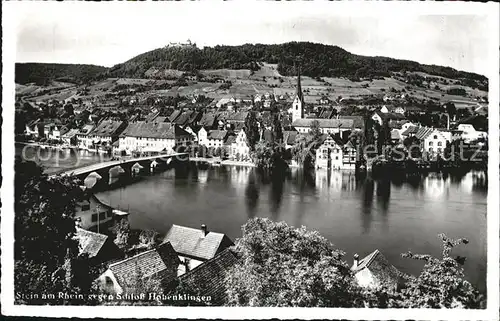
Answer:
(120, 121, 190, 139)
(168, 110, 182, 122)
(401, 125, 419, 136)
(292, 118, 354, 129)
(78, 124, 95, 135)
(173, 111, 194, 126)
(179, 249, 239, 305)
(226, 112, 249, 122)
(62, 128, 80, 138)
(91, 120, 125, 137)
(415, 127, 436, 140)
(108, 242, 180, 291)
(351, 250, 402, 289)
(163, 224, 234, 261)
(199, 112, 217, 127)
(75, 228, 108, 258)
(224, 135, 237, 145)
(339, 116, 364, 129)
(208, 130, 228, 140)
(375, 111, 406, 121)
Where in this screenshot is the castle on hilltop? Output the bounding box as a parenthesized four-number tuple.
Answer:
(166, 39, 196, 48)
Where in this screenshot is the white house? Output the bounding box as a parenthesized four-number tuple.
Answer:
(415, 127, 449, 156)
(76, 124, 96, 149)
(163, 224, 234, 276)
(229, 129, 250, 160)
(457, 124, 487, 142)
(118, 121, 193, 155)
(315, 135, 343, 170)
(86, 120, 127, 148)
(198, 128, 228, 149)
(74, 194, 113, 231)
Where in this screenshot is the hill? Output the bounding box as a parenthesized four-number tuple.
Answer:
(15, 63, 108, 85)
(106, 42, 487, 90)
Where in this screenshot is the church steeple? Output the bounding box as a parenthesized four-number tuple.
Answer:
(291, 65, 304, 123)
(295, 65, 304, 103)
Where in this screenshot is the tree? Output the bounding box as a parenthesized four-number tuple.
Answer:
(309, 120, 322, 140)
(244, 112, 260, 151)
(444, 102, 457, 119)
(271, 113, 283, 144)
(396, 234, 483, 308)
(15, 160, 90, 304)
(225, 218, 362, 307)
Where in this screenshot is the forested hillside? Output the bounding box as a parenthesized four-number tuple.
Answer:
(15, 63, 108, 85)
(107, 42, 487, 89)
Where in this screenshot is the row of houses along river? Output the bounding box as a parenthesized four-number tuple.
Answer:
(16, 144, 487, 292)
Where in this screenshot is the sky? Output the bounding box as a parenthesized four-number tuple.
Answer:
(9, 1, 492, 76)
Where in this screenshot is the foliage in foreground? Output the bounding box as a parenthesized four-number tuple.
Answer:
(225, 218, 484, 308)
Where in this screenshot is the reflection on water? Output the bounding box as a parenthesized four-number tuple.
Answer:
(93, 162, 488, 293)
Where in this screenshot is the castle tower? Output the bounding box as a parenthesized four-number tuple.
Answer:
(292, 66, 304, 123)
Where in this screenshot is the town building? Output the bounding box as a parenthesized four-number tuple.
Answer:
(74, 194, 113, 231)
(61, 128, 79, 145)
(457, 124, 487, 142)
(342, 141, 357, 170)
(74, 227, 122, 264)
(76, 124, 97, 149)
(315, 135, 343, 170)
(198, 128, 229, 149)
(414, 127, 450, 156)
(291, 68, 305, 123)
(118, 121, 193, 155)
(351, 250, 403, 290)
(86, 120, 127, 150)
(292, 118, 355, 135)
(380, 105, 405, 115)
(229, 129, 251, 160)
(97, 242, 180, 295)
(179, 249, 239, 305)
(371, 111, 406, 126)
(163, 224, 234, 276)
(25, 119, 41, 137)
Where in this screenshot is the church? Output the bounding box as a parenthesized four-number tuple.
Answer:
(290, 69, 355, 135)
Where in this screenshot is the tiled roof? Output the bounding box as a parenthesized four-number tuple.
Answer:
(224, 135, 237, 145)
(62, 128, 79, 138)
(173, 111, 194, 126)
(163, 225, 234, 261)
(400, 125, 419, 136)
(292, 118, 354, 129)
(168, 110, 182, 122)
(179, 249, 239, 305)
(91, 120, 125, 137)
(199, 112, 217, 127)
(339, 116, 364, 129)
(351, 250, 402, 289)
(120, 122, 190, 139)
(208, 130, 228, 140)
(226, 112, 249, 122)
(79, 124, 95, 135)
(75, 227, 108, 258)
(109, 242, 179, 291)
(415, 127, 435, 140)
(376, 111, 406, 121)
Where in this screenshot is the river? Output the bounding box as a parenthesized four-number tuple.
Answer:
(16, 144, 487, 292)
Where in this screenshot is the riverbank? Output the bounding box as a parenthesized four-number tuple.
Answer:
(190, 157, 256, 168)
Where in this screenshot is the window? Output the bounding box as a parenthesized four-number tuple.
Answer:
(82, 204, 90, 211)
(107, 211, 112, 218)
(91, 214, 98, 222)
(99, 212, 106, 221)
(437, 148, 442, 153)
(429, 141, 433, 146)
(433, 135, 438, 139)
(335, 156, 339, 160)
(429, 147, 433, 152)
(437, 142, 442, 146)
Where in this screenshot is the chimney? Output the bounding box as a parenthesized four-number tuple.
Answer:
(201, 224, 208, 237)
(353, 253, 359, 269)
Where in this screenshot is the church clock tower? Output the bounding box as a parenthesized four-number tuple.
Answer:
(292, 67, 304, 123)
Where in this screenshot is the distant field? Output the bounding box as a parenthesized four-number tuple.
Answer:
(16, 65, 487, 108)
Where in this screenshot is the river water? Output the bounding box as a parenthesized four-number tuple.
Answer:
(16, 144, 487, 291)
